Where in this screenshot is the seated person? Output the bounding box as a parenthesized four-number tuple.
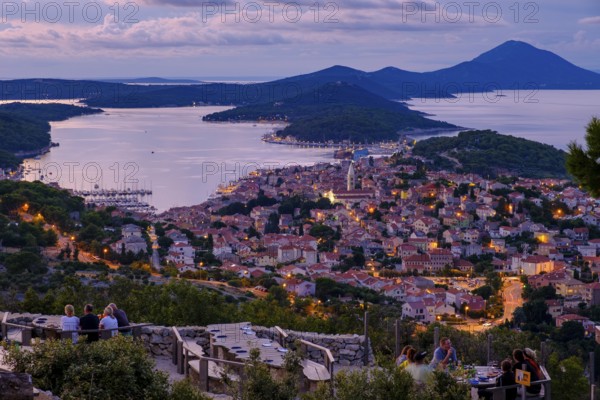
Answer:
(430, 337, 457, 370)
(80, 304, 100, 342)
(60, 304, 80, 344)
(109, 303, 131, 335)
(479, 359, 517, 400)
(512, 349, 541, 395)
(523, 348, 543, 379)
(396, 345, 415, 368)
(406, 351, 433, 385)
(99, 306, 119, 337)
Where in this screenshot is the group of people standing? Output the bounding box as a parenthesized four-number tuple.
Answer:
(60, 303, 130, 343)
(396, 337, 544, 399)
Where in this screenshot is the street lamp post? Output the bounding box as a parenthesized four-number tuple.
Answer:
(465, 306, 469, 320)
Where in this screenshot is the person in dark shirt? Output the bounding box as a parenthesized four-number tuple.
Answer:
(497, 359, 518, 400)
(79, 304, 100, 342)
(479, 359, 517, 400)
(109, 303, 131, 335)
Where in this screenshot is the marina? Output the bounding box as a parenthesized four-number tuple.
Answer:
(71, 188, 156, 214)
(261, 132, 403, 158)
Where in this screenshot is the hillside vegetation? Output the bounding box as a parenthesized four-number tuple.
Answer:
(0, 112, 50, 153)
(413, 130, 568, 178)
(0, 103, 102, 168)
(203, 82, 457, 143)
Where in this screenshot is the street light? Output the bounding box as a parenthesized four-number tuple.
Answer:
(465, 306, 469, 319)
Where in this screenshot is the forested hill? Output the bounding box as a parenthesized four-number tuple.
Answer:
(412, 130, 568, 179)
(203, 82, 458, 143)
(0, 103, 102, 168)
(0, 102, 102, 123)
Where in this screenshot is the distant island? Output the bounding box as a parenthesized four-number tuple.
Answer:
(202, 82, 459, 143)
(412, 130, 569, 179)
(100, 77, 204, 84)
(0, 103, 102, 169)
(1, 41, 599, 144)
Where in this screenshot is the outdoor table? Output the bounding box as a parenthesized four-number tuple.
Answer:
(453, 365, 501, 400)
(31, 316, 61, 340)
(468, 365, 501, 388)
(207, 322, 287, 368)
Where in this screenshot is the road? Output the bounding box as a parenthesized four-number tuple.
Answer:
(182, 278, 267, 299)
(446, 277, 523, 332)
(502, 279, 523, 322)
(49, 227, 120, 269)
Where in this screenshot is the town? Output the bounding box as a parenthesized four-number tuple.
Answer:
(127, 147, 600, 335)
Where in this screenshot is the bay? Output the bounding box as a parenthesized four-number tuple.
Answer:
(408, 90, 600, 150)
(23, 107, 332, 211)
(21, 90, 600, 211)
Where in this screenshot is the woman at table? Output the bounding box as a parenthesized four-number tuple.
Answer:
(396, 345, 414, 368)
(405, 351, 433, 385)
(99, 306, 119, 337)
(60, 304, 80, 344)
(524, 348, 543, 379)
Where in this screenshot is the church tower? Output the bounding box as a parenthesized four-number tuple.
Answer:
(347, 162, 355, 191)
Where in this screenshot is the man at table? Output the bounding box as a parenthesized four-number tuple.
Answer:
(430, 337, 457, 370)
(80, 304, 100, 342)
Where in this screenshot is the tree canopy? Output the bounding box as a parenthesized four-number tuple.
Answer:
(566, 117, 600, 196)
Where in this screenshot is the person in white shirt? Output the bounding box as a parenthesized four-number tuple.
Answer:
(99, 306, 119, 337)
(406, 351, 434, 385)
(60, 304, 80, 344)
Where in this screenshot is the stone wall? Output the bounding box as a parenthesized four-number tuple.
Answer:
(3, 312, 373, 367)
(139, 325, 210, 357)
(253, 326, 374, 366)
(138, 325, 373, 366)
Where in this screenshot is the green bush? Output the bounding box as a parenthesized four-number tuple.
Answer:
(170, 379, 212, 400)
(302, 367, 470, 400)
(225, 347, 302, 400)
(4, 336, 170, 400)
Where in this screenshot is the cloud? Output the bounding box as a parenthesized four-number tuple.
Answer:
(578, 16, 600, 25)
(0, 0, 506, 58)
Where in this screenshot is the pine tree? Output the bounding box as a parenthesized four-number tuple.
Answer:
(566, 117, 600, 196)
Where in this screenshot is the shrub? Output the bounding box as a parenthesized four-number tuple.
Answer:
(4, 336, 170, 400)
(170, 379, 213, 400)
(301, 367, 470, 400)
(225, 347, 302, 400)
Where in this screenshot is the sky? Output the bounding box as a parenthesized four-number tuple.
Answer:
(0, 0, 599, 78)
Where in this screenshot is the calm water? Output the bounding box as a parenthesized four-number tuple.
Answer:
(23, 107, 331, 211)
(21, 91, 600, 210)
(408, 90, 600, 149)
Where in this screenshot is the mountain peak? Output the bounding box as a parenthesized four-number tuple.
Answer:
(313, 65, 365, 76)
(472, 40, 555, 64)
